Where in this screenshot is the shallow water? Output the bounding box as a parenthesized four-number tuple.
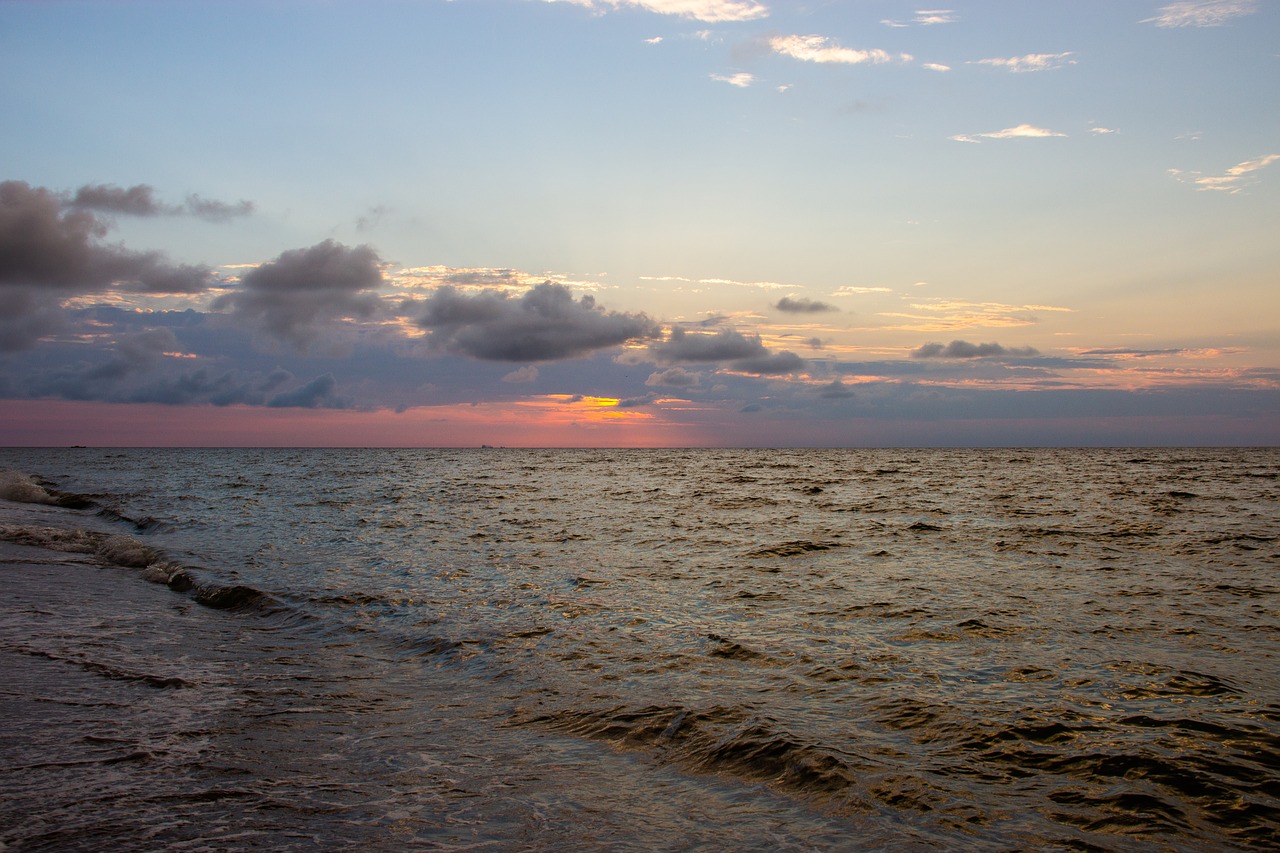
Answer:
(1, 448, 1277, 850)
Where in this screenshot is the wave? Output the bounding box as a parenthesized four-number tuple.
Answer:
(516, 703, 865, 805)
(0, 469, 94, 509)
(0, 520, 285, 619)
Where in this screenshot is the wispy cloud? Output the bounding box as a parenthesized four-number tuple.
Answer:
(1142, 1, 1257, 27)
(769, 35, 908, 65)
(710, 72, 754, 87)
(391, 265, 603, 294)
(879, 299, 1072, 331)
(545, 0, 768, 23)
(1170, 153, 1280, 193)
(1090, 126, 1119, 135)
(834, 286, 893, 296)
(950, 124, 1067, 143)
(974, 52, 1077, 72)
(922, 63, 952, 72)
(882, 9, 957, 27)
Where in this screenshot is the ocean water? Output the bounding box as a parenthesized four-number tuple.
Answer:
(0, 447, 1276, 851)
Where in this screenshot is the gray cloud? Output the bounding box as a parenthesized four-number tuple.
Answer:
(0, 288, 66, 351)
(1079, 347, 1183, 357)
(182, 194, 255, 222)
(71, 183, 254, 221)
(912, 340, 1040, 359)
(87, 328, 179, 381)
(650, 327, 807, 375)
(216, 239, 384, 349)
(71, 183, 166, 216)
(646, 367, 699, 387)
(0, 180, 218, 351)
(416, 282, 659, 362)
(730, 350, 807, 375)
(267, 373, 346, 408)
(817, 379, 856, 398)
(775, 296, 838, 313)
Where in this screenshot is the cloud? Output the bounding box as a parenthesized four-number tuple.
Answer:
(503, 365, 540, 383)
(834, 286, 892, 296)
(882, 9, 957, 27)
(0, 180, 217, 350)
(215, 239, 384, 349)
(267, 374, 346, 409)
(70, 183, 253, 221)
(1172, 153, 1280, 193)
(182, 194, 255, 222)
(775, 296, 838, 313)
(646, 367, 700, 387)
(71, 183, 167, 216)
(922, 63, 951, 72)
(416, 281, 659, 362)
(87, 328, 180, 381)
(974, 52, 1077, 72)
(545, 0, 768, 23)
(711, 72, 754, 87)
(817, 379, 856, 398)
(769, 35, 906, 65)
(1143, 1, 1257, 27)
(0, 289, 66, 351)
(882, 299, 1071, 332)
(950, 124, 1067, 143)
(912, 340, 1041, 359)
(650, 327, 806, 375)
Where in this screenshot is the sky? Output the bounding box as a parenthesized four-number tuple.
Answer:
(1, 0, 1277, 447)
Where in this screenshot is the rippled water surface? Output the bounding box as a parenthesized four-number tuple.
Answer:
(1, 448, 1277, 851)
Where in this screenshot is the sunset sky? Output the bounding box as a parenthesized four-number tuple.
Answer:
(1, 0, 1277, 446)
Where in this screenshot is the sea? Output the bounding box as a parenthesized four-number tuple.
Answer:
(0, 447, 1276, 852)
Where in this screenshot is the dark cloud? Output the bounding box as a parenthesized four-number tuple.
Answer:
(731, 350, 807, 375)
(775, 296, 838, 313)
(651, 327, 807, 375)
(0, 181, 217, 350)
(911, 340, 1040, 359)
(216, 239, 384, 349)
(415, 282, 659, 362)
(645, 367, 699, 387)
(653, 327, 761, 362)
(617, 394, 658, 408)
(0, 288, 66, 351)
(817, 379, 856, 398)
(87, 328, 179, 381)
(71, 183, 166, 216)
(267, 374, 346, 409)
(70, 183, 254, 222)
